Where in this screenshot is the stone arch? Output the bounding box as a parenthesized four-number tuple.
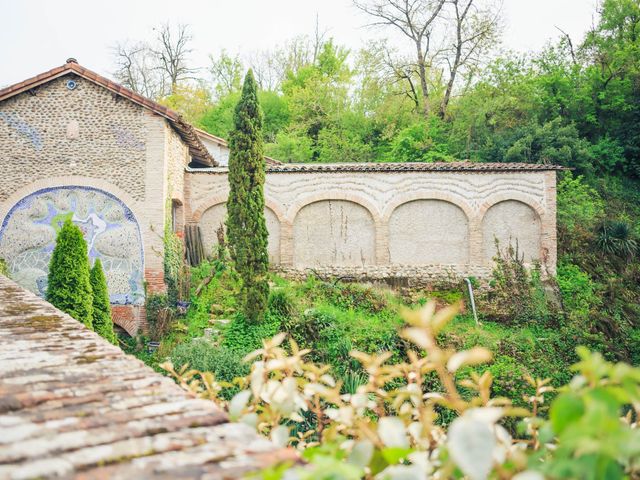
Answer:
(481, 199, 542, 262)
(0, 176, 145, 225)
(191, 194, 286, 225)
(0, 184, 145, 308)
(382, 192, 473, 224)
(292, 199, 376, 267)
(197, 201, 281, 263)
(388, 199, 470, 264)
(286, 192, 381, 224)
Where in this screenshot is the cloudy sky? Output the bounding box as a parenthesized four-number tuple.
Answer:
(1, 0, 597, 88)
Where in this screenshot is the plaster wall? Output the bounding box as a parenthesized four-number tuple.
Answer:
(198, 202, 281, 263)
(185, 168, 557, 280)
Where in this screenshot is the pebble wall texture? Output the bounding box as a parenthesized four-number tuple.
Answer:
(0, 275, 293, 479)
(0, 75, 148, 202)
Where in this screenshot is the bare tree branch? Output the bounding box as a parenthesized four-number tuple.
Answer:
(354, 0, 447, 116)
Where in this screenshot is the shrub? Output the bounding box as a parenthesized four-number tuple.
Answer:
(170, 340, 248, 398)
(557, 172, 605, 237)
(89, 259, 117, 344)
(47, 219, 93, 328)
(483, 239, 552, 324)
(222, 312, 282, 354)
(268, 288, 296, 319)
(557, 260, 600, 325)
(0, 258, 8, 277)
(163, 301, 640, 479)
(596, 220, 638, 258)
(145, 293, 174, 341)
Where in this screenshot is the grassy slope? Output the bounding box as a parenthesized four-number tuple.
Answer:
(125, 260, 621, 412)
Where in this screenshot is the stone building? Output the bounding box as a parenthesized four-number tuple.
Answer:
(0, 59, 561, 334)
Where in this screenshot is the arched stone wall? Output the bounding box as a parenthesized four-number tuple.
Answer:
(0, 186, 145, 305)
(481, 200, 541, 262)
(293, 199, 376, 267)
(198, 202, 281, 263)
(389, 199, 469, 264)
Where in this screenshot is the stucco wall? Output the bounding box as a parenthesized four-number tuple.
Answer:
(186, 168, 557, 280)
(198, 202, 281, 263)
(389, 199, 469, 264)
(481, 200, 542, 262)
(293, 200, 376, 267)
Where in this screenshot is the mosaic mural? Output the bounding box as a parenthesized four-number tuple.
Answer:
(0, 186, 144, 305)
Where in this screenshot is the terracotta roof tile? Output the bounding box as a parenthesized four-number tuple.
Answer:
(257, 161, 565, 173)
(0, 275, 295, 477)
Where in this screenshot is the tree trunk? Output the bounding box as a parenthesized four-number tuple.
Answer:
(415, 40, 430, 117)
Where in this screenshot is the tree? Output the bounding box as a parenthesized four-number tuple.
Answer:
(152, 23, 198, 95)
(113, 41, 166, 99)
(209, 50, 243, 99)
(226, 70, 270, 322)
(111, 23, 196, 99)
(90, 259, 117, 344)
(439, 0, 501, 117)
(159, 82, 213, 124)
(47, 220, 93, 328)
(354, 0, 447, 116)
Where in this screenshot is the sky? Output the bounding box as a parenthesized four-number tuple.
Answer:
(0, 0, 598, 88)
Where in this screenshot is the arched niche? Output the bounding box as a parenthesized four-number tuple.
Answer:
(389, 199, 469, 264)
(198, 203, 281, 263)
(0, 186, 144, 305)
(482, 200, 541, 262)
(293, 199, 375, 267)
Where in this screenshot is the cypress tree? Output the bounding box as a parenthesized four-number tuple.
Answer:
(47, 219, 93, 328)
(226, 70, 270, 321)
(90, 259, 117, 344)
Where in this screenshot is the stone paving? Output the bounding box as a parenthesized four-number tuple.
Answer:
(0, 275, 293, 479)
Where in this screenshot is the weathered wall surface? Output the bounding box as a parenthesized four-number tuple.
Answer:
(198, 202, 281, 263)
(0, 72, 176, 333)
(293, 200, 376, 267)
(186, 168, 557, 281)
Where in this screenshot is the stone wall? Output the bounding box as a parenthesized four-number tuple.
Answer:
(0, 72, 176, 333)
(187, 168, 557, 281)
(0, 74, 147, 202)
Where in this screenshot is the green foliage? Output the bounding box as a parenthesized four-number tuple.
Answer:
(557, 261, 601, 326)
(47, 219, 93, 328)
(145, 293, 174, 341)
(484, 240, 552, 324)
(557, 172, 605, 237)
(89, 259, 117, 344)
(222, 312, 282, 354)
(596, 220, 638, 258)
(504, 118, 594, 171)
(163, 215, 184, 306)
(170, 340, 248, 390)
(539, 347, 640, 479)
(0, 258, 8, 277)
(226, 70, 270, 322)
(388, 119, 453, 162)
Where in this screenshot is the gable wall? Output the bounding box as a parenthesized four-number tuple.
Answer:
(0, 73, 179, 334)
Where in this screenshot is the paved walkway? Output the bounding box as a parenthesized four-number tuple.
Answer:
(0, 275, 291, 479)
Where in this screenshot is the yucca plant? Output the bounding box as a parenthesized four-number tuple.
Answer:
(596, 220, 638, 258)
